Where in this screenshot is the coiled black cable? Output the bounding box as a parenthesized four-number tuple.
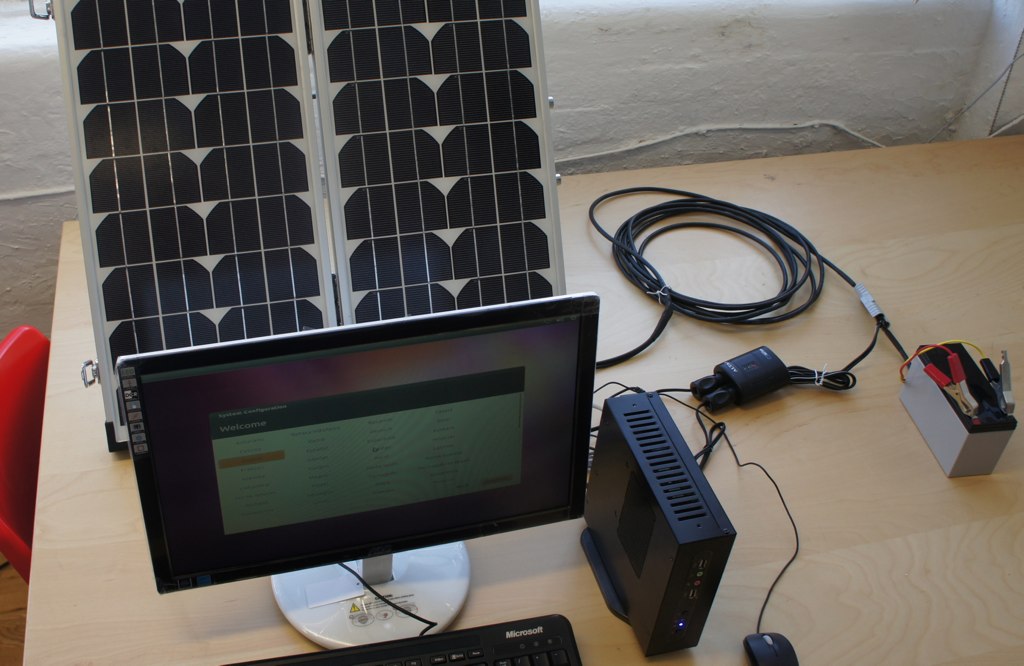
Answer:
(786, 365, 857, 391)
(590, 186, 907, 370)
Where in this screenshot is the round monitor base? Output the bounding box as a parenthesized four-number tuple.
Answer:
(271, 542, 470, 649)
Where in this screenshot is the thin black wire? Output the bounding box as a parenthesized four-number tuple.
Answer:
(337, 561, 438, 636)
(590, 187, 907, 368)
(784, 319, 884, 391)
(591, 381, 650, 466)
(662, 389, 800, 635)
(691, 404, 800, 635)
(653, 388, 721, 468)
(596, 300, 674, 369)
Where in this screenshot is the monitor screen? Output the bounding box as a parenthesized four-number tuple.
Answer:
(119, 294, 599, 594)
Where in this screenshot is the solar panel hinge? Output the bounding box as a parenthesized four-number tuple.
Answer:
(28, 0, 52, 20)
(81, 358, 99, 388)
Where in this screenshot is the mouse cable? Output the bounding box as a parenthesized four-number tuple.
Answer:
(697, 402, 799, 635)
(589, 186, 908, 371)
(655, 388, 800, 635)
(337, 561, 438, 636)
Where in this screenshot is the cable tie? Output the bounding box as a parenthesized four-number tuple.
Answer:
(815, 363, 828, 386)
(646, 285, 670, 304)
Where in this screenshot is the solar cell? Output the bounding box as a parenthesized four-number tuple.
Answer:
(56, 0, 335, 449)
(310, 0, 564, 323)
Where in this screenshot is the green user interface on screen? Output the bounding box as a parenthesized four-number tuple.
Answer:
(210, 369, 525, 534)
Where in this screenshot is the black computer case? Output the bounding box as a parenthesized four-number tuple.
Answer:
(582, 392, 736, 656)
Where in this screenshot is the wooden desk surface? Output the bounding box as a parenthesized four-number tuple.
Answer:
(26, 137, 1024, 664)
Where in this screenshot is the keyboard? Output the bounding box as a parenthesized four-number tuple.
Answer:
(227, 614, 582, 666)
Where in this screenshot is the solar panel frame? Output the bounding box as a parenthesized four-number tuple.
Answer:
(307, 0, 566, 324)
(53, 0, 339, 449)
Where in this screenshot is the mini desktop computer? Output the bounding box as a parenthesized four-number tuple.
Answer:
(582, 392, 736, 656)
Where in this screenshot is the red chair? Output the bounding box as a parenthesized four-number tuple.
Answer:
(0, 325, 50, 582)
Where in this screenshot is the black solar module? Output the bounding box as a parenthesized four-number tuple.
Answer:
(310, 0, 565, 323)
(56, 0, 335, 448)
(55, 0, 564, 449)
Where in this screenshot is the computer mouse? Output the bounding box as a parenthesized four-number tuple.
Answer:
(743, 632, 799, 666)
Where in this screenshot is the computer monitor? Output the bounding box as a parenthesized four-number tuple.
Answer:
(117, 293, 599, 648)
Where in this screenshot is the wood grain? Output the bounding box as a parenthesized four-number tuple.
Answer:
(0, 563, 27, 665)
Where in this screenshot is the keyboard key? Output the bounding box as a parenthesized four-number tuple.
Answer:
(549, 649, 570, 666)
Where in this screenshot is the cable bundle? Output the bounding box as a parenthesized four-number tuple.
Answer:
(589, 186, 906, 371)
(589, 186, 850, 323)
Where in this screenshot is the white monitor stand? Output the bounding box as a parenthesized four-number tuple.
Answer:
(271, 542, 470, 648)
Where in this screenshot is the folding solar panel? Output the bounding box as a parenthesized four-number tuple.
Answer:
(54, 0, 336, 449)
(308, 0, 565, 323)
(53, 0, 565, 449)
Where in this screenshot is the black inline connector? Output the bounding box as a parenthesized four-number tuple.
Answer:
(690, 347, 790, 411)
(691, 345, 863, 411)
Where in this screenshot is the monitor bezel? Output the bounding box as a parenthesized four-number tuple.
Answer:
(118, 293, 599, 592)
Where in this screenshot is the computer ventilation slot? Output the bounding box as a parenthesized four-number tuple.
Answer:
(621, 407, 708, 524)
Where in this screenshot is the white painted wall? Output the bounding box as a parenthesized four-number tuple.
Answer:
(1, 1, 75, 338)
(541, 0, 1013, 172)
(0, 0, 1021, 339)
